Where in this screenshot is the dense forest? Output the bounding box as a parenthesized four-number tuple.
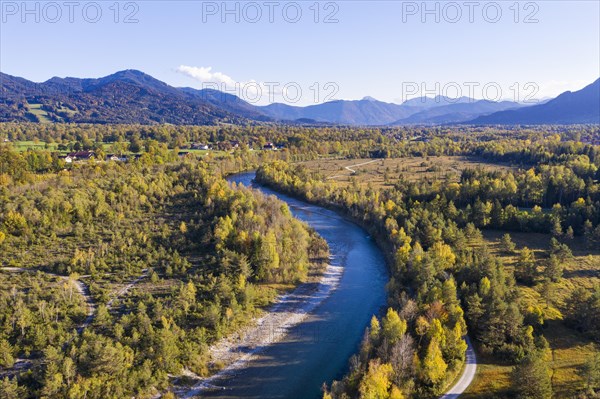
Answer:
(254, 130, 600, 398)
(0, 143, 328, 398)
(0, 123, 599, 398)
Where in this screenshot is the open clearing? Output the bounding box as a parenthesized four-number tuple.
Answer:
(27, 104, 53, 123)
(300, 156, 515, 188)
(464, 231, 600, 398)
(10, 140, 59, 152)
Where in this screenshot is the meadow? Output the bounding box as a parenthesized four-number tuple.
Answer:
(299, 156, 515, 188)
(464, 231, 599, 398)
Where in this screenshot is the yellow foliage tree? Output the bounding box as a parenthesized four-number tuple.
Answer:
(359, 360, 394, 399)
(369, 315, 381, 343)
(382, 308, 407, 345)
(421, 339, 447, 385)
(389, 385, 405, 399)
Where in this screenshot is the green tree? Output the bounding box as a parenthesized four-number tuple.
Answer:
(500, 233, 516, 253)
(515, 247, 537, 285)
(544, 254, 563, 282)
(578, 352, 600, 395)
(256, 231, 280, 281)
(0, 339, 14, 368)
(511, 350, 552, 399)
(551, 218, 563, 237)
(0, 377, 27, 399)
(129, 136, 142, 153)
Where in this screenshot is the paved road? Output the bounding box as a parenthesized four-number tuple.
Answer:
(440, 336, 477, 399)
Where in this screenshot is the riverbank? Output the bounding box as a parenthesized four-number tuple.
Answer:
(254, 165, 475, 399)
(178, 260, 343, 396)
(184, 171, 387, 399)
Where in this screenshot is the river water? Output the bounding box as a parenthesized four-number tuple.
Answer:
(201, 172, 387, 399)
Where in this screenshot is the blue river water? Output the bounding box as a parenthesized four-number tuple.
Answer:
(200, 172, 387, 399)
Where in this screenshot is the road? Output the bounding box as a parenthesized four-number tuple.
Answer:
(439, 336, 477, 399)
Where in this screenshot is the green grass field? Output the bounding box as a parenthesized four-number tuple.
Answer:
(10, 140, 59, 152)
(7, 141, 230, 158)
(27, 104, 53, 123)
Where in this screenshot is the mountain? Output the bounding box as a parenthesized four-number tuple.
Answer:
(181, 87, 272, 121)
(471, 79, 600, 125)
(392, 100, 526, 125)
(401, 95, 474, 110)
(259, 99, 420, 125)
(0, 70, 246, 125)
(2, 71, 598, 126)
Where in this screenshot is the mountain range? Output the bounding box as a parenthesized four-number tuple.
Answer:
(1, 70, 598, 126)
(472, 79, 600, 125)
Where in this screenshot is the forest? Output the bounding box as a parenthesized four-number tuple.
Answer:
(0, 123, 599, 398)
(254, 129, 600, 398)
(0, 142, 328, 398)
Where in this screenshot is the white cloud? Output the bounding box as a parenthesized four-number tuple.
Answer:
(176, 65, 280, 104)
(176, 65, 238, 89)
(176, 64, 345, 105)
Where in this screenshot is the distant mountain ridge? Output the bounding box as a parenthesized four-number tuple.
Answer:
(258, 99, 420, 125)
(1, 70, 598, 126)
(471, 79, 600, 125)
(401, 95, 474, 110)
(0, 70, 242, 125)
(392, 100, 526, 125)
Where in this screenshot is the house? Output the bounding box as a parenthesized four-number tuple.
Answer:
(66, 151, 95, 163)
(106, 154, 128, 162)
(263, 142, 277, 150)
(191, 143, 210, 150)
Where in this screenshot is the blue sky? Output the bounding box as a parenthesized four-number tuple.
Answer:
(1, 1, 599, 105)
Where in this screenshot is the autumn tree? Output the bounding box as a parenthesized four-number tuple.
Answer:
(420, 339, 447, 386)
(382, 308, 407, 345)
(359, 360, 395, 399)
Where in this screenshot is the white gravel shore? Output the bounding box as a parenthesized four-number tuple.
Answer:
(179, 260, 343, 397)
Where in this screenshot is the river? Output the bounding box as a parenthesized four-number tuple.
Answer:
(198, 172, 387, 399)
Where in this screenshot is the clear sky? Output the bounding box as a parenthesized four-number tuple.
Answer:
(1, 0, 599, 105)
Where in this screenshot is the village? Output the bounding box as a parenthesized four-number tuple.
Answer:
(2, 138, 282, 163)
